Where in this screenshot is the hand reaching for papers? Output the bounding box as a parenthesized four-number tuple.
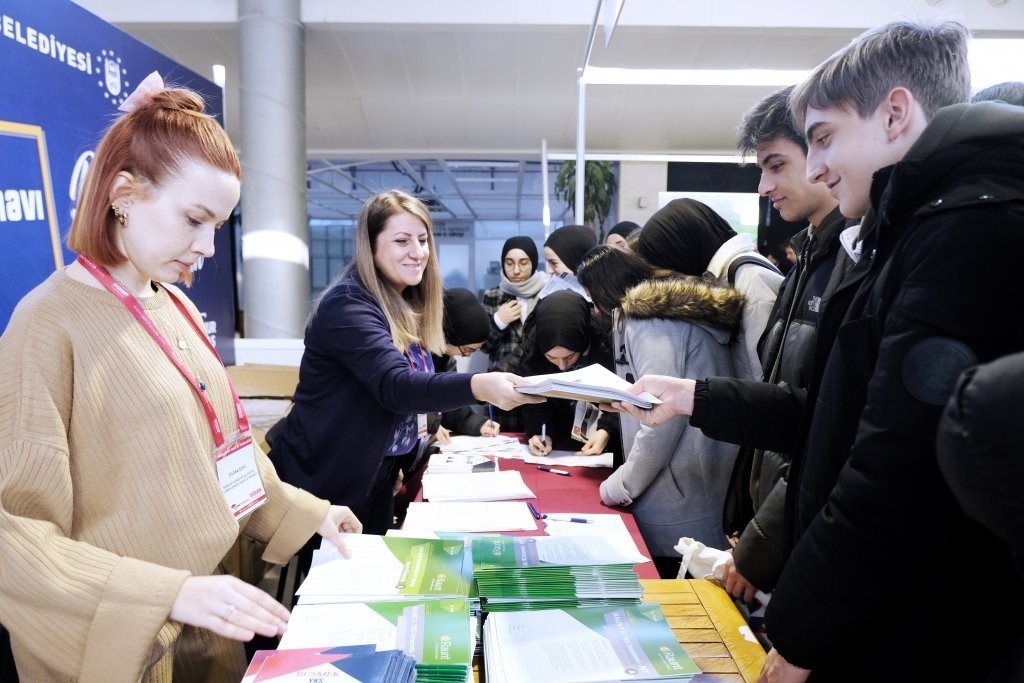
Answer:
(434, 425, 453, 445)
(170, 575, 290, 642)
(611, 375, 696, 426)
(471, 372, 546, 411)
(576, 428, 610, 456)
(318, 505, 363, 559)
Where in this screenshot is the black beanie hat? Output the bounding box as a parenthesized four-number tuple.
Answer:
(442, 288, 491, 346)
(607, 221, 641, 241)
(544, 225, 598, 274)
(501, 236, 539, 274)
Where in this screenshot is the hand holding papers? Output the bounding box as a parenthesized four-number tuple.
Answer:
(516, 363, 661, 408)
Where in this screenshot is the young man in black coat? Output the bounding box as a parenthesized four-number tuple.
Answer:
(620, 20, 1024, 682)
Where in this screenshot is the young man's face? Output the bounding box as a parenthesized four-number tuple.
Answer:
(803, 104, 899, 219)
(756, 137, 836, 227)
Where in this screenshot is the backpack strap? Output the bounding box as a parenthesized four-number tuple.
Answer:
(726, 254, 782, 285)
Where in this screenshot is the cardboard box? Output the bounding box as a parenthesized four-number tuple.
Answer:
(226, 363, 299, 399)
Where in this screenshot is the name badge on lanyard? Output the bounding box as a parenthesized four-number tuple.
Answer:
(78, 255, 268, 521)
(215, 433, 268, 520)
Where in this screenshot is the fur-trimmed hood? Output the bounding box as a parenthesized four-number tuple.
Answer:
(620, 276, 745, 332)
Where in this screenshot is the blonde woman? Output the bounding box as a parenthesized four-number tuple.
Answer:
(271, 190, 538, 543)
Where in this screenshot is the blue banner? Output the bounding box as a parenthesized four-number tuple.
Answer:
(1, 0, 236, 362)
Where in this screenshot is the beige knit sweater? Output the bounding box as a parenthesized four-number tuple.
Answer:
(0, 271, 329, 682)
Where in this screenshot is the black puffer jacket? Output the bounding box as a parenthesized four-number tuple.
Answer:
(724, 207, 850, 590)
(766, 102, 1024, 680)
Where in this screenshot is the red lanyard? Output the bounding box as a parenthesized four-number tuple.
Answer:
(76, 256, 248, 447)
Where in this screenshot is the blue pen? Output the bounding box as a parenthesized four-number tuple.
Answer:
(526, 501, 543, 520)
(488, 403, 495, 429)
(546, 516, 593, 524)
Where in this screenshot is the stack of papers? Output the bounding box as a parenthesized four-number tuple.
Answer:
(426, 451, 499, 474)
(402, 501, 539, 533)
(483, 603, 701, 682)
(436, 434, 530, 459)
(471, 535, 644, 612)
(541, 513, 650, 564)
(421, 471, 535, 502)
(516, 364, 661, 409)
(243, 645, 415, 683)
(279, 599, 475, 683)
(295, 535, 472, 604)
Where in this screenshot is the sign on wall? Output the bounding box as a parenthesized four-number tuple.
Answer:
(0, 0, 236, 361)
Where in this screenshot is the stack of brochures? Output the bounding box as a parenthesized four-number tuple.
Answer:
(471, 535, 644, 612)
(243, 644, 416, 682)
(515, 363, 661, 409)
(278, 599, 475, 683)
(295, 535, 473, 605)
(483, 603, 701, 682)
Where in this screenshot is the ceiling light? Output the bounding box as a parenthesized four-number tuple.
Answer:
(581, 66, 811, 87)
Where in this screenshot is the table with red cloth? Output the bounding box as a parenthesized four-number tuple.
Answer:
(409, 448, 659, 579)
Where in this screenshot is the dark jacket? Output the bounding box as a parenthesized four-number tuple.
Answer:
(937, 351, 1024, 683)
(767, 102, 1024, 680)
(723, 207, 850, 590)
(427, 353, 489, 436)
(270, 273, 476, 517)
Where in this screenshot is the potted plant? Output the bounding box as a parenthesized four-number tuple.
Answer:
(553, 160, 616, 240)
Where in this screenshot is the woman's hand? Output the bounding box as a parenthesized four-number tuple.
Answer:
(528, 434, 552, 456)
(170, 575, 290, 641)
(610, 376, 696, 426)
(470, 373, 545, 411)
(497, 300, 521, 325)
(434, 424, 453, 445)
(317, 505, 363, 559)
(480, 420, 501, 437)
(576, 428, 609, 455)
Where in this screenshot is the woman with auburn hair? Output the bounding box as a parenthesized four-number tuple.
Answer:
(270, 190, 540, 547)
(0, 73, 362, 682)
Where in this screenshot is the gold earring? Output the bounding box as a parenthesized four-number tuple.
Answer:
(112, 204, 127, 226)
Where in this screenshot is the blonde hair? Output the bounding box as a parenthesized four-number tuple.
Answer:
(317, 190, 445, 353)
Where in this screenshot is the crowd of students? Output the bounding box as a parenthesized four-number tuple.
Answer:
(0, 17, 1022, 683)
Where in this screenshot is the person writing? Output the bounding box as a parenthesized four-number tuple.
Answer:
(0, 73, 362, 682)
(270, 190, 541, 548)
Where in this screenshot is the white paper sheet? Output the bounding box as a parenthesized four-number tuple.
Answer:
(421, 470, 535, 502)
(542, 513, 650, 564)
(401, 501, 538, 532)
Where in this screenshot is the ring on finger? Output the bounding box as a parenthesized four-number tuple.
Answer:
(222, 604, 235, 621)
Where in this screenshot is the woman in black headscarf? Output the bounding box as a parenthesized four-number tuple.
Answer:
(480, 236, 549, 430)
(636, 198, 782, 381)
(544, 225, 598, 275)
(517, 290, 617, 456)
(605, 220, 641, 250)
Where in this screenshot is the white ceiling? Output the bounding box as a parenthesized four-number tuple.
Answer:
(73, 0, 1024, 221)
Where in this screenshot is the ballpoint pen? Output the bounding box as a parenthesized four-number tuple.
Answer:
(526, 501, 543, 519)
(545, 516, 593, 524)
(487, 403, 495, 434)
(541, 423, 546, 443)
(537, 465, 571, 476)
